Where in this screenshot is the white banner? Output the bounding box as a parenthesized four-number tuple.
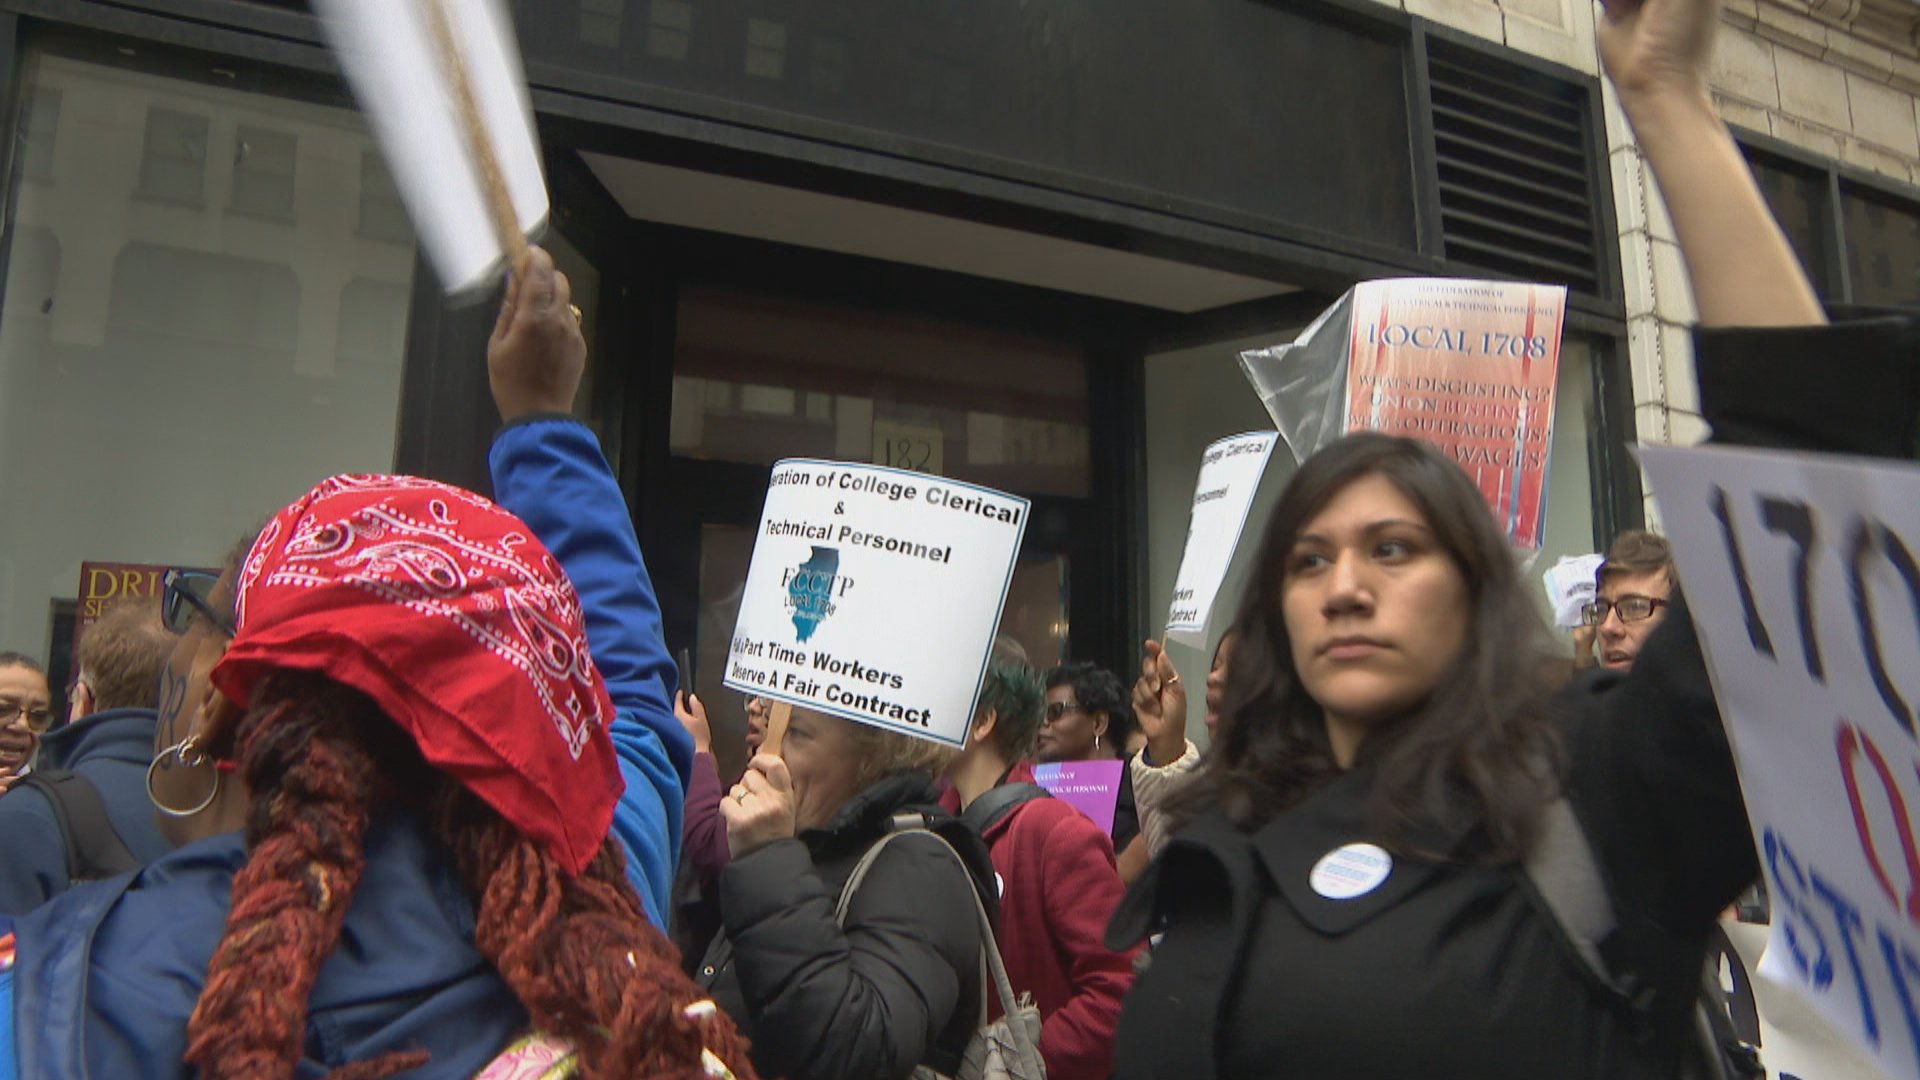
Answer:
(1642, 443, 1920, 1080)
(1166, 431, 1278, 650)
(1720, 922, 1893, 1080)
(724, 460, 1030, 748)
(313, 0, 548, 295)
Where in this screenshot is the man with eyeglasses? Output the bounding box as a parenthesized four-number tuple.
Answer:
(0, 601, 174, 914)
(0, 653, 51, 796)
(1574, 530, 1677, 673)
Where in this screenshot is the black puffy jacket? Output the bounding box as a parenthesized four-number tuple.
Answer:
(696, 771, 996, 1080)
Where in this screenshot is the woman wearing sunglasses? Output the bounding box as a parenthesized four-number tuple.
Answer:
(0, 249, 754, 1080)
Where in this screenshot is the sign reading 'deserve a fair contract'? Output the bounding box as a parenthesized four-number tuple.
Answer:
(1166, 432, 1278, 650)
(725, 460, 1030, 748)
(1641, 443, 1920, 1080)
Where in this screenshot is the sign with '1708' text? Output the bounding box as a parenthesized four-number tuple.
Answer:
(1641, 444, 1920, 1080)
(725, 460, 1029, 748)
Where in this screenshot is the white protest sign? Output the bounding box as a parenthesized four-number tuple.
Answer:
(724, 460, 1030, 748)
(1542, 553, 1604, 629)
(313, 0, 547, 295)
(1641, 443, 1920, 1080)
(1720, 922, 1894, 1080)
(1166, 432, 1278, 650)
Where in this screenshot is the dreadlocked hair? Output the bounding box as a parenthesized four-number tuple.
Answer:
(437, 785, 757, 1078)
(183, 670, 758, 1080)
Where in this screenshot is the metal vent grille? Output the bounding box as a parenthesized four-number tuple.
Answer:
(1427, 39, 1604, 296)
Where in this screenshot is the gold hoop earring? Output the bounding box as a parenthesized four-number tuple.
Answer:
(146, 735, 221, 818)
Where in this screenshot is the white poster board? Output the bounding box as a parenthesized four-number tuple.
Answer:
(1641, 443, 1920, 1080)
(1721, 922, 1893, 1080)
(1541, 553, 1605, 629)
(312, 0, 547, 295)
(1165, 432, 1278, 650)
(724, 460, 1030, 748)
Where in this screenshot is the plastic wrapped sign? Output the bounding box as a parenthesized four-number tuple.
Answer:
(313, 0, 547, 296)
(1242, 279, 1567, 551)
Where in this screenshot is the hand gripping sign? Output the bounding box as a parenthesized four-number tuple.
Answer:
(724, 460, 1030, 749)
(1242, 279, 1567, 551)
(1165, 432, 1278, 650)
(1641, 443, 1920, 1080)
(312, 0, 547, 296)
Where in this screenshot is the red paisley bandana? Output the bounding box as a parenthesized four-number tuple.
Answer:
(210, 474, 620, 876)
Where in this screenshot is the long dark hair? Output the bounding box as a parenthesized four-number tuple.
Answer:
(1168, 433, 1559, 864)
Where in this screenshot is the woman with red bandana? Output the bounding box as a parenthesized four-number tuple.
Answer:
(0, 250, 754, 1080)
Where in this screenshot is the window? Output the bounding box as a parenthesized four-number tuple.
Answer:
(1742, 137, 1920, 309)
(357, 151, 410, 244)
(669, 286, 1092, 498)
(228, 125, 296, 221)
(0, 51, 417, 687)
(746, 19, 787, 80)
(138, 106, 209, 203)
(1745, 149, 1838, 300)
(1842, 185, 1920, 308)
(19, 88, 60, 182)
(809, 36, 848, 96)
(580, 0, 624, 48)
(648, 0, 691, 61)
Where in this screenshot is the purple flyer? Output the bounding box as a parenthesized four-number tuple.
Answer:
(1030, 759, 1126, 836)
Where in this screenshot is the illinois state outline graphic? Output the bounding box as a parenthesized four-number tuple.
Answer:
(789, 545, 839, 643)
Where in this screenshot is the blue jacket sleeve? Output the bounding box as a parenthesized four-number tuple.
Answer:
(0, 791, 69, 916)
(489, 416, 692, 929)
(0, 968, 15, 1080)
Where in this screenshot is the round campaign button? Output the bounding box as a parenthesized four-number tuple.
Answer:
(1309, 842, 1393, 900)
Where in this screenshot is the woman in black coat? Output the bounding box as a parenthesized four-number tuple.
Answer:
(1104, 0, 1920, 1074)
(696, 704, 995, 1080)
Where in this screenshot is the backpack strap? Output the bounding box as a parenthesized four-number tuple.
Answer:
(959, 782, 1049, 838)
(1521, 796, 1640, 1005)
(15, 770, 140, 883)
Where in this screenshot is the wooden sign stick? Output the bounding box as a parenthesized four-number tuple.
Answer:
(762, 701, 791, 759)
(420, 0, 527, 271)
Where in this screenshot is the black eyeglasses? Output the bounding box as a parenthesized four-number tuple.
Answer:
(1581, 595, 1667, 627)
(1044, 702, 1085, 723)
(162, 568, 236, 638)
(0, 700, 51, 730)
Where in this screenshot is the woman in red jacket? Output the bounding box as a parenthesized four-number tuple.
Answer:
(944, 660, 1139, 1080)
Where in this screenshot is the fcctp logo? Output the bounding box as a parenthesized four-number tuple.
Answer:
(783, 545, 855, 643)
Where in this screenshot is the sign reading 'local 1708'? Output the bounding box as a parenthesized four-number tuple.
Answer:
(725, 460, 1030, 748)
(1641, 443, 1920, 1080)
